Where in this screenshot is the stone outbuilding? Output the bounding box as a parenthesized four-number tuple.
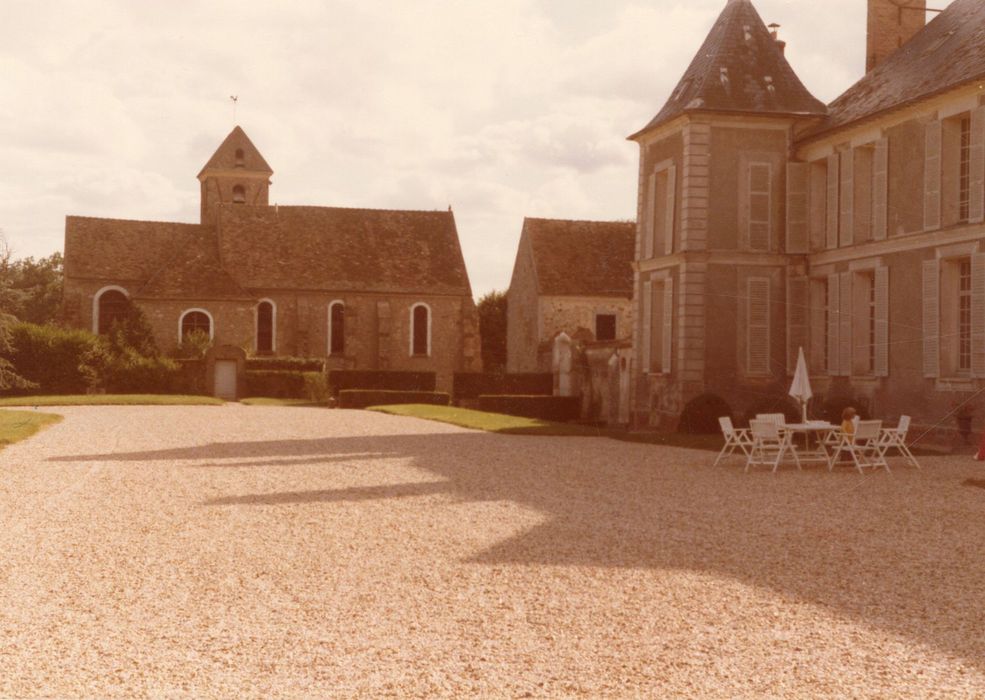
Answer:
(506, 217, 635, 373)
(62, 126, 482, 393)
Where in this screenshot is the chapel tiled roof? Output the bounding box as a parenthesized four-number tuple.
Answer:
(136, 233, 252, 300)
(803, 0, 985, 139)
(631, 0, 826, 139)
(215, 205, 473, 296)
(63, 217, 206, 282)
(198, 126, 273, 176)
(523, 218, 635, 298)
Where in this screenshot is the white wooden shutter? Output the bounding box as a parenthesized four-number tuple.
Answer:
(810, 280, 826, 372)
(874, 267, 890, 377)
(972, 253, 985, 376)
(826, 153, 840, 249)
(970, 108, 985, 224)
(786, 163, 809, 254)
(644, 175, 656, 259)
(747, 277, 771, 375)
(872, 138, 889, 240)
(924, 120, 942, 231)
(642, 279, 652, 372)
(839, 272, 852, 376)
(786, 276, 809, 372)
(826, 274, 840, 376)
(922, 259, 940, 378)
(664, 165, 677, 255)
(839, 150, 854, 246)
(662, 278, 674, 374)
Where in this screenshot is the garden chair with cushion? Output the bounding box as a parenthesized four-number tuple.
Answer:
(877, 415, 920, 469)
(746, 419, 800, 473)
(714, 416, 753, 467)
(829, 419, 889, 474)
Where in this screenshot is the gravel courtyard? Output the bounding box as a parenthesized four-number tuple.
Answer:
(0, 405, 983, 697)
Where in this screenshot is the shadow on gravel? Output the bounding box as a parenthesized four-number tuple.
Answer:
(52, 432, 985, 672)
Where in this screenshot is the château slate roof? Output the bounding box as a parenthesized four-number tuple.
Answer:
(198, 126, 273, 177)
(804, 0, 985, 139)
(215, 205, 473, 296)
(631, 0, 826, 139)
(523, 218, 635, 298)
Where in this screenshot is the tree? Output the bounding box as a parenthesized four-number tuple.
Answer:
(8, 252, 63, 325)
(477, 290, 507, 373)
(0, 233, 36, 391)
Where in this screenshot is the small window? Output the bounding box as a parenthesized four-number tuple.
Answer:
(97, 289, 129, 335)
(329, 302, 345, 355)
(411, 304, 430, 356)
(234, 148, 245, 168)
(232, 185, 246, 204)
(256, 301, 274, 354)
(595, 314, 616, 342)
(181, 310, 212, 340)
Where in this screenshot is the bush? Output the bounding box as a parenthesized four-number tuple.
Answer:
(477, 394, 581, 422)
(452, 372, 552, 401)
(303, 372, 330, 403)
(678, 393, 733, 434)
(3, 322, 102, 394)
(328, 370, 436, 397)
(244, 370, 308, 399)
(339, 390, 450, 409)
(171, 330, 212, 360)
(247, 357, 325, 372)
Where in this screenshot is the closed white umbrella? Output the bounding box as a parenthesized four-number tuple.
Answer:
(788, 346, 812, 423)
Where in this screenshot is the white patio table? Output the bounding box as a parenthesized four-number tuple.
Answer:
(782, 421, 839, 466)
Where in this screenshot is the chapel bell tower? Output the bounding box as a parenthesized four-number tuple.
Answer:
(197, 126, 273, 226)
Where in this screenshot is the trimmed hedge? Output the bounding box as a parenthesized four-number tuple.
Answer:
(328, 370, 436, 397)
(3, 322, 101, 395)
(246, 357, 325, 372)
(477, 394, 581, 422)
(339, 389, 450, 409)
(244, 370, 308, 399)
(452, 372, 552, 401)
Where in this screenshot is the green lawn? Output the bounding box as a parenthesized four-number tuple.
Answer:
(0, 394, 224, 407)
(368, 404, 723, 450)
(240, 397, 328, 407)
(0, 409, 62, 448)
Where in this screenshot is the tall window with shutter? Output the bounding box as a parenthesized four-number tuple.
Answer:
(809, 160, 828, 251)
(786, 164, 809, 254)
(809, 278, 828, 373)
(786, 276, 809, 371)
(747, 163, 772, 251)
(942, 115, 972, 226)
(646, 277, 673, 374)
(826, 273, 840, 376)
(747, 277, 770, 375)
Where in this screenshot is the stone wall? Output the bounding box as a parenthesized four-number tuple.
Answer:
(506, 235, 540, 373)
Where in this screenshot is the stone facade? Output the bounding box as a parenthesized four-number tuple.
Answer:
(630, 0, 985, 439)
(62, 127, 481, 393)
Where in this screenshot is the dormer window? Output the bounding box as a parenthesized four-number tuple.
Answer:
(234, 148, 245, 168)
(232, 184, 246, 204)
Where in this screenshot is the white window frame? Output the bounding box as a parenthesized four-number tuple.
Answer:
(328, 300, 345, 356)
(178, 308, 215, 343)
(92, 285, 130, 335)
(746, 161, 773, 251)
(255, 298, 277, 354)
(409, 302, 432, 357)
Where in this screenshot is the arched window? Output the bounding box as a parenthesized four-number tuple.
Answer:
(328, 301, 345, 356)
(94, 287, 130, 335)
(179, 309, 213, 342)
(256, 300, 275, 354)
(234, 148, 245, 168)
(410, 303, 431, 357)
(232, 184, 246, 203)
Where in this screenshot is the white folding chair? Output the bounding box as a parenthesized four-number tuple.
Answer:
(877, 415, 920, 469)
(746, 419, 800, 473)
(830, 420, 889, 474)
(756, 413, 787, 428)
(714, 416, 753, 466)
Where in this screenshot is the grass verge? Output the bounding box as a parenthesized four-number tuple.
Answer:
(0, 394, 224, 407)
(0, 410, 62, 448)
(240, 397, 328, 407)
(368, 404, 723, 450)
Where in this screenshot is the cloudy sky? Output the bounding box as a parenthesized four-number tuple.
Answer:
(0, 0, 953, 296)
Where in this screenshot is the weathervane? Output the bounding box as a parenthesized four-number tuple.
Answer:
(229, 95, 239, 122)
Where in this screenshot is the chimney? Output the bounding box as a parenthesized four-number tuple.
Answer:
(867, 0, 927, 73)
(768, 23, 786, 56)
